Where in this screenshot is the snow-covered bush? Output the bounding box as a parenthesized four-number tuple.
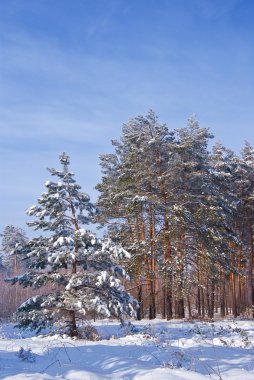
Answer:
(119, 320, 141, 336)
(17, 347, 36, 362)
(78, 323, 100, 341)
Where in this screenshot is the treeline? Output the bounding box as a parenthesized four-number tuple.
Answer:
(1, 111, 254, 321)
(96, 111, 254, 320)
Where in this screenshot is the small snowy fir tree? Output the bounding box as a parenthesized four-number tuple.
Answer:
(9, 153, 137, 337)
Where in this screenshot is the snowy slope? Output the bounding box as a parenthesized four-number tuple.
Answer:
(0, 319, 253, 379)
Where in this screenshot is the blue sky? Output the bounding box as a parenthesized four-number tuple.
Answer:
(1, 0, 254, 236)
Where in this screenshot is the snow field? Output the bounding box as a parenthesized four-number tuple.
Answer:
(0, 319, 253, 379)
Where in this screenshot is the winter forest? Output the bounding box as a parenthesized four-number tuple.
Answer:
(2, 112, 254, 380)
(1, 111, 254, 331)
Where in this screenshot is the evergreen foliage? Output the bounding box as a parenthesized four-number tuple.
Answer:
(96, 111, 253, 320)
(3, 111, 254, 322)
(8, 153, 137, 337)
(1, 225, 28, 270)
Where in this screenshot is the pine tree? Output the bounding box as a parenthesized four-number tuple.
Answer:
(233, 142, 254, 316)
(96, 112, 242, 320)
(9, 153, 137, 337)
(1, 225, 28, 271)
(96, 111, 176, 319)
(208, 143, 240, 317)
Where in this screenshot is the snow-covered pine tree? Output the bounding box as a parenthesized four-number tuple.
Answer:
(8, 153, 137, 337)
(96, 111, 175, 319)
(209, 143, 240, 317)
(233, 142, 254, 316)
(1, 225, 28, 271)
(96, 113, 241, 320)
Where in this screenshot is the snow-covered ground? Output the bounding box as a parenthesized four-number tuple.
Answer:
(0, 318, 253, 379)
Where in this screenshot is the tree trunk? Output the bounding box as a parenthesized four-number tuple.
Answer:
(136, 283, 143, 320)
(69, 310, 78, 337)
(208, 282, 215, 319)
(201, 287, 205, 317)
(248, 220, 254, 318)
(187, 294, 192, 319)
(197, 286, 201, 316)
(231, 272, 238, 318)
(176, 297, 185, 318)
(220, 269, 226, 318)
(166, 285, 173, 320)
